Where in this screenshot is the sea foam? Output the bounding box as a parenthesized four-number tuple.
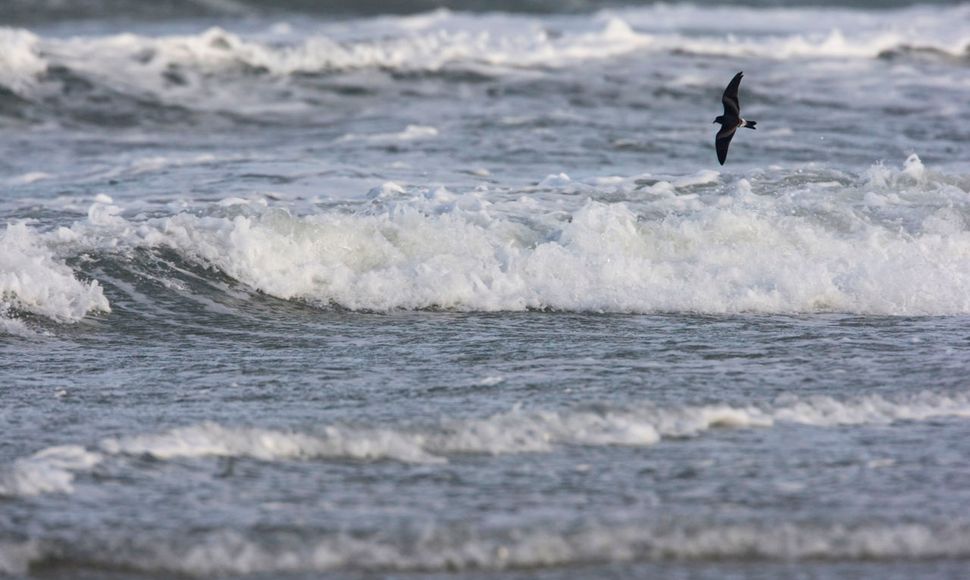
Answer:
(3, 390, 967, 499)
(3, 518, 969, 575)
(2, 4, 967, 114)
(9, 155, 970, 319)
(0, 155, 970, 322)
(0, 28, 44, 96)
(118, 158, 970, 315)
(91, 391, 969, 466)
(0, 222, 110, 329)
(0, 445, 102, 497)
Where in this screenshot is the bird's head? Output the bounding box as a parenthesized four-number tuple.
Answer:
(713, 115, 725, 125)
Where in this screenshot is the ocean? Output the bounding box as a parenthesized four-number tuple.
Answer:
(2, 0, 970, 578)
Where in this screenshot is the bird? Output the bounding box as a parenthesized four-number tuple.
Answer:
(713, 71, 756, 165)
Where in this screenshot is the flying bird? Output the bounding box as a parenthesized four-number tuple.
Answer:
(713, 71, 756, 165)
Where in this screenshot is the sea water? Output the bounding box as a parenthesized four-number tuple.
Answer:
(2, 1, 970, 578)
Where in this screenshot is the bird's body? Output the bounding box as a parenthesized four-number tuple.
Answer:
(713, 72, 756, 165)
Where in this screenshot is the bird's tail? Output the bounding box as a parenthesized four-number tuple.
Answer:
(743, 119, 757, 129)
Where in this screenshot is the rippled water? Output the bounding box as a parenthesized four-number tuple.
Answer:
(2, 1, 970, 578)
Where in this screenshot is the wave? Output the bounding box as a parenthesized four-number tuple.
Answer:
(3, 0, 960, 26)
(3, 389, 967, 498)
(3, 155, 970, 328)
(86, 157, 970, 315)
(3, 519, 970, 575)
(0, 445, 101, 497)
(0, 29, 45, 98)
(99, 391, 970, 462)
(1, 4, 967, 123)
(0, 222, 110, 329)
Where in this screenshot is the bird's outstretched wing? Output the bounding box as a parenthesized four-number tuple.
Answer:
(722, 71, 743, 117)
(715, 124, 737, 165)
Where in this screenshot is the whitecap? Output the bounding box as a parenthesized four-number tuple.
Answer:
(0, 222, 110, 328)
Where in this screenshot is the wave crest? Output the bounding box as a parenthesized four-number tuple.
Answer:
(0, 28, 45, 96)
(0, 222, 110, 329)
(8, 156, 970, 319)
(3, 390, 966, 498)
(3, 5, 968, 123)
(129, 161, 970, 315)
(5, 521, 970, 576)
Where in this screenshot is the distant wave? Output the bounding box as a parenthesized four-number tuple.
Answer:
(3, 389, 968, 498)
(97, 391, 970, 461)
(4, 0, 960, 25)
(1, 4, 967, 125)
(4, 520, 970, 575)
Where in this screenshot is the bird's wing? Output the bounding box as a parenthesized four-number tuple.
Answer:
(721, 71, 743, 117)
(715, 124, 737, 165)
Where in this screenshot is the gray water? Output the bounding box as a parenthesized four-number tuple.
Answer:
(2, 1, 970, 578)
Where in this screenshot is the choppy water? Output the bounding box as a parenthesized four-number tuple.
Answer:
(2, 1, 970, 578)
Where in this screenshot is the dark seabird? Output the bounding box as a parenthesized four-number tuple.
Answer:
(713, 71, 756, 165)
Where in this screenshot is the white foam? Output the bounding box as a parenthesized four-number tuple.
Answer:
(6, 172, 53, 186)
(477, 375, 505, 386)
(367, 181, 406, 200)
(13, 3, 966, 107)
(0, 390, 966, 501)
(99, 422, 441, 464)
(0, 28, 45, 96)
(338, 125, 439, 144)
(0, 445, 102, 497)
(0, 222, 110, 327)
(673, 170, 721, 189)
(94, 409, 663, 465)
(126, 154, 220, 175)
(8, 155, 970, 318)
(1, 390, 962, 500)
(8, 521, 969, 575)
(98, 392, 970, 463)
(153, 523, 970, 572)
(866, 154, 926, 189)
(118, 160, 970, 315)
(538, 173, 573, 188)
(0, 5, 961, 120)
(611, 4, 970, 59)
(771, 392, 970, 426)
(0, 314, 33, 336)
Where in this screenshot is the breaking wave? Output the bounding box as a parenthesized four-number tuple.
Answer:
(1, 4, 967, 122)
(3, 155, 970, 329)
(0, 222, 110, 331)
(64, 156, 970, 316)
(4, 0, 959, 26)
(0, 445, 101, 497)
